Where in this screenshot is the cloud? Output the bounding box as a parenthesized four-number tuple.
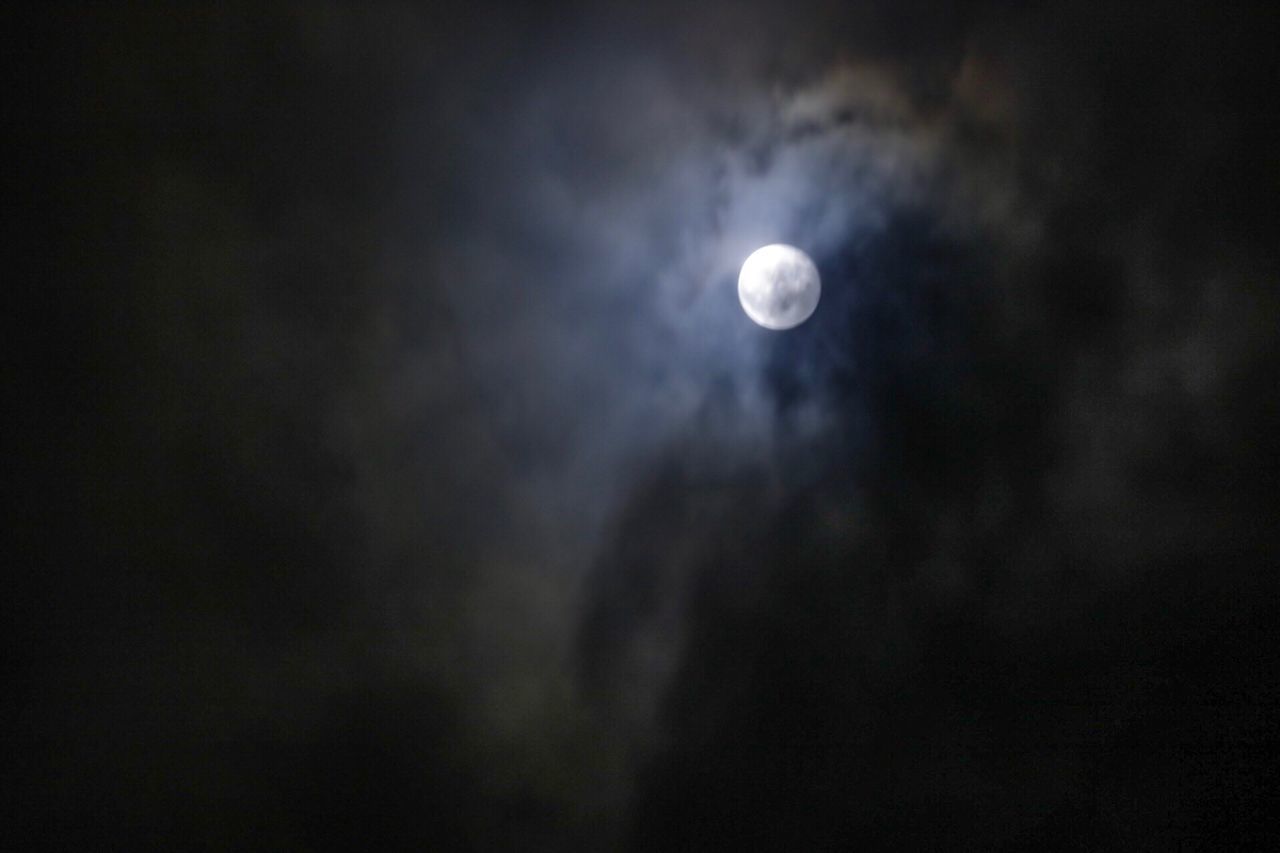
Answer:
(17, 1, 1277, 846)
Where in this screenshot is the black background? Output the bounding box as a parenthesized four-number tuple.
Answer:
(9, 1, 1280, 849)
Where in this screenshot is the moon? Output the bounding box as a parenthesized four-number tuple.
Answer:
(737, 244, 821, 330)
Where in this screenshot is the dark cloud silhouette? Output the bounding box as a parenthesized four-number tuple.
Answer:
(10, 0, 1278, 848)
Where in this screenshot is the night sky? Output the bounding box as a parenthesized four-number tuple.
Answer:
(11, 1, 1280, 848)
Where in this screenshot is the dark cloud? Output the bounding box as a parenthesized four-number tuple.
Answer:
(10, 0, 1279, 848)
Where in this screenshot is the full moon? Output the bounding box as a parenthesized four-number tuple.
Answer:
(737, 244, 821, 330)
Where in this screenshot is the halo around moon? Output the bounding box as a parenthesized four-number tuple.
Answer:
(737, 244, 821, 330)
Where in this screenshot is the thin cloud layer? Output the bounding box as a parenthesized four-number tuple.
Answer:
(12, 1, 1277, 848)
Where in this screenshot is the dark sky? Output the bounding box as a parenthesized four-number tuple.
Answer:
(11, 1, 1280, 849)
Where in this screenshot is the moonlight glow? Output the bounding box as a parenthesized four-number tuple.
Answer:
(737, 244, 821, 330)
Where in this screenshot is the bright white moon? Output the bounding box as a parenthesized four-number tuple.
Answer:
(738, 244, 821, 330)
